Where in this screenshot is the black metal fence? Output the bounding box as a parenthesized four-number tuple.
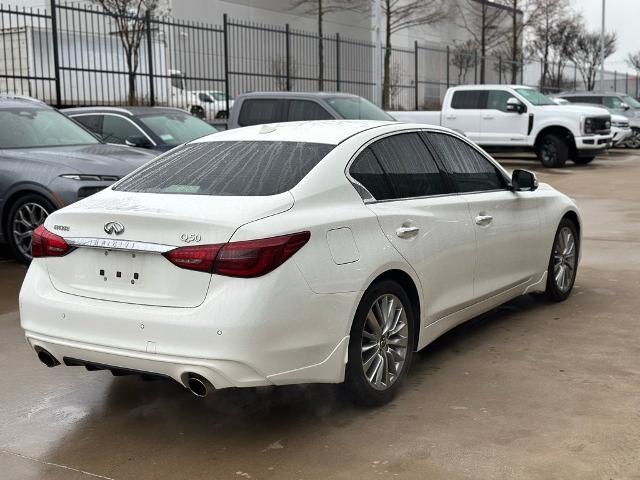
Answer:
(1, 1, 639, 112)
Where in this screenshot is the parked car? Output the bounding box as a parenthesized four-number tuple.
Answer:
(20, 120, 581, 406)
(552, 98, 632, 148)
(556, 92, 640, 148)
(189, 90, 234, 120)
(227, 92, 394, 129)
(0, 95, 156, 263)
(64, 107, 220, 153)
(391, 85, 613, 168)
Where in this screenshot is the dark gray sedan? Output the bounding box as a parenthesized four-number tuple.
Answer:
(0, 96, 157, 263)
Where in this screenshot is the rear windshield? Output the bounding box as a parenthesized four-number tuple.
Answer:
(114, 140, 334, 196)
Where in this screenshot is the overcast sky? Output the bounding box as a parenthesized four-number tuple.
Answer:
(571, 0, 637, 73)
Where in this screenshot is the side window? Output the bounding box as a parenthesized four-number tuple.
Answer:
(604, 96, 624, 109)
(102, 115, 144, 144)
(571, 96, 601, 105)
(71, 114, 103, 136)
(486, 90, 513, 112)
(425, 132, 505, 193)
(198, 93, 212, 103)
(287, 100, 333, 121)
(349, 148, 394, 200)
(451, 90, 486, 109)
(237, 99, 283, 126)
(369, 133, 449, 199)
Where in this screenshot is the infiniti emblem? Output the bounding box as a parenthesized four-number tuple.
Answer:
(104, 221, 125, 235)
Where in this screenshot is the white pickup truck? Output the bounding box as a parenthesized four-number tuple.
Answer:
(391, 85, 613, 168)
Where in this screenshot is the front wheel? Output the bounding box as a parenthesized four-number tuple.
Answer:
(344, 280, 414, 406)
(627, 128, 640, 149)
(536, 133, 569, 168)
(545, 218, 579, 302)
(7, 194, 55, 264)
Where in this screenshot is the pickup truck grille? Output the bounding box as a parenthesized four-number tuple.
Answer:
(590, 116, 611, 134)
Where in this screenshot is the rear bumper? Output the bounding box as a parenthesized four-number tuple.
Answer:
(20, 259, 356, 389)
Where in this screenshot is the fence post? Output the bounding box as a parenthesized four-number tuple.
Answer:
(573, 64, 577, 90)
(145, 11, 155, 106)
(625, 72, 629, 94)
(498, 55, 502, 84)
(474, 51, 478, 84)
(336, 33, 340, 92)
(285, 24, 291, 91)
(414, 41, 418, 110)
(49, 0, 61, 107)
(446, 45, 450, 88)
(223, 14, 230, 115)
(614, 70, 617, 92)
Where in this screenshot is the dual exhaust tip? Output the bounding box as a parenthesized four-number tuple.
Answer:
(35, 348, 213, 398)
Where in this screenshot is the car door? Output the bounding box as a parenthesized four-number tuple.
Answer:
(425, 131, 541, 302)
(480, 90, 529, 145)
(349, 132, 477, 325)
(445, 90, 484, 142)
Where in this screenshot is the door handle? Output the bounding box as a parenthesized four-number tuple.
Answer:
(445, 115, 457, 120)
(482, 115, 494, 120)
(396, 226, 420, 239)
(475, 215, 493, 226)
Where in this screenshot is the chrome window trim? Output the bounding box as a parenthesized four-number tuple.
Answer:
(345, 127, 512, 204)
(69, 112, 157, 146)
(65, 237, 175, 254)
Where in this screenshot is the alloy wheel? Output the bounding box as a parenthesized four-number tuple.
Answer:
(541, 140, 558, 164)
(552, 226, 576, 292)
(361, 294, 409, 391)
(12, 202, 49, 261)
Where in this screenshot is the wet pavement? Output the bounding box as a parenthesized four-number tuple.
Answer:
(1, 150, 640, 479)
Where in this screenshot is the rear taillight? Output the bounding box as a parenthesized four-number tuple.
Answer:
(162, 244, 222, 273)
(31, 225, 72, 258)
(162, 232, 310, 278)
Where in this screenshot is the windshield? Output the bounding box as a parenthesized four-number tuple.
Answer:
(622, 95, 640, 108)
(327, 97, 393, 120)
(114, 141, 334, 196)
(139, 113, 218, 146)
(0, 108, 100, 148)
(515, 88, 556, 106)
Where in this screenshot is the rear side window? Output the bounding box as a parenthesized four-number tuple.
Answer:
(115, 141, 334, 196)
(425, 132, 505, 193)
(451, 90, 486, 109)
(565, 96, 602, 104)
(287, 100, 333, 121)
(237, 99, 283, 126)
(350, 148, 394, 200)
(71, 114, 103, 135)
(368, 133, 449, 199)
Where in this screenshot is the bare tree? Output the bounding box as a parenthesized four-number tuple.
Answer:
(547, 17, 581, 89)
(381, 0, 446, 109)
(627, 51, 640, 73)
(92, 0, 160, 105)
(500, 0, 541, 83)
(571, 30, 617, 91)
(290, 0, 365, 91)
(451, 39, 477, 84)
(527, 0, 570, 89)
(457, 0, 507, 83)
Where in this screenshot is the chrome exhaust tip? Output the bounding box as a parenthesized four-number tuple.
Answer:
(186, 375, 213, 398)
(36, 349, 60, 368)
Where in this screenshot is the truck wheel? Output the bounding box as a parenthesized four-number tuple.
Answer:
(573, 155, 595, 165)
(536, 134, 568, 168)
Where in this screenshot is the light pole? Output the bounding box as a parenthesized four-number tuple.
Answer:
(600, 0, 605, 92)
(372, 0, 383, 106)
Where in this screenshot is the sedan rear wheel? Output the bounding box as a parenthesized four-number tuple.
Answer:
(345, 280, 414, 406)
(7, 194, 55, 264)
(545, 219, 579, 302)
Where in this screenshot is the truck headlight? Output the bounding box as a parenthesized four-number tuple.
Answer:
(584, 118, 594, 134)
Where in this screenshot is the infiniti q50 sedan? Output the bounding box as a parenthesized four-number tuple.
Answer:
(20, 120, 581, 405)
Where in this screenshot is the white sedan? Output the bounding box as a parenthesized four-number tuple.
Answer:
(20, 121, 581, 405)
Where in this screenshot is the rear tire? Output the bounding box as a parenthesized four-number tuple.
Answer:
(536, 133, 569, 168)
(545, 218, 579, 302)
(344, 280, 415, 406)
(573, 155, 596, 165)
(6, 194, 56, 264)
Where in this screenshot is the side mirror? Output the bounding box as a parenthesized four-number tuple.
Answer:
(506, 97, 524, 114)
(511, 169, 538, 191)
(620, 102, 630, 111)
(125, 135, 152, 148)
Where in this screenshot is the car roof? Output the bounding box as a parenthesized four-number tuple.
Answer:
(449, 84, 530, 90)
(63, 106, 189, 116)
(0, 94, 50, 110)
(235, 91, 363, 100)
(560, 92, 625, 97)
(192, 120, 400, 145)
